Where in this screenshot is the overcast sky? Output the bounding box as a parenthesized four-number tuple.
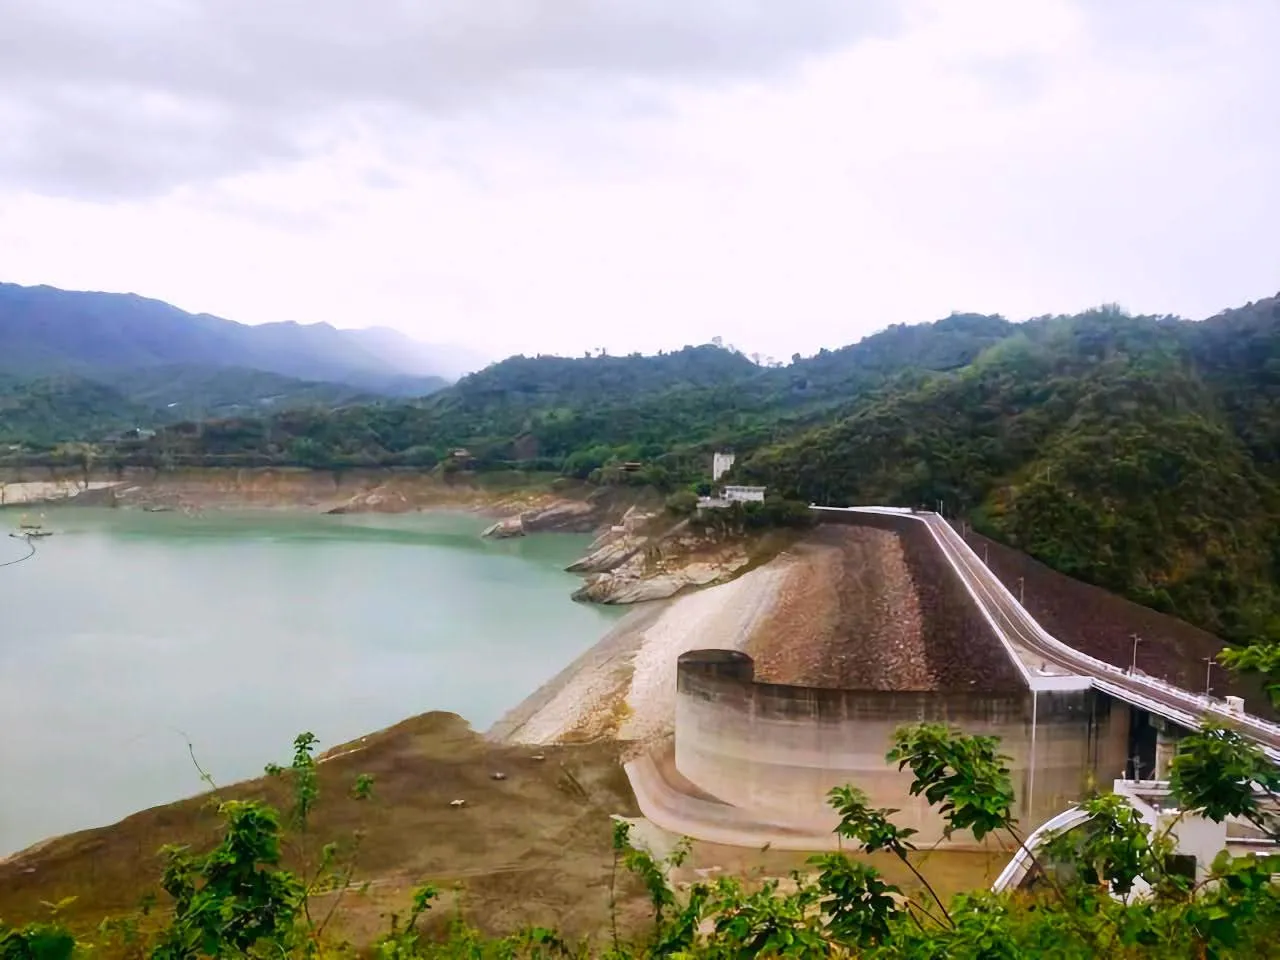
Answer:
(1, 0, 1277, 366)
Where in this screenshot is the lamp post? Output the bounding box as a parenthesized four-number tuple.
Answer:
(1017, 576, 1025, 605)
(1203, 657, 1217, 697)
(1129, 634, 1142, 675)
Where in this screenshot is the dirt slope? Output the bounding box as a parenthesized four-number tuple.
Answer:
(0, 713, 643, 944)
(746, 518, 1025, 693)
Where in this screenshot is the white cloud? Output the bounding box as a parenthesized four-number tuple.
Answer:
(0, 0, 1276, 365)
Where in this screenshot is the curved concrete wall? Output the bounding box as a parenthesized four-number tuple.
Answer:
(675, 649, 1129, 847)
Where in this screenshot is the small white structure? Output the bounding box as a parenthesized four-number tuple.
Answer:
(712, 451, 737, 483)
(723, 485, 766, 503)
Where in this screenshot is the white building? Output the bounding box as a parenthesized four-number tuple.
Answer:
(723, 485, 766, 503)
(712, 451, 736, 482)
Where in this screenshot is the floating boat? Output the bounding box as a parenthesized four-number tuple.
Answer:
(10, 514, 53, 538)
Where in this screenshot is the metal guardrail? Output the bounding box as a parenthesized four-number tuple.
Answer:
(990, 804, 1091, 893)
(930, 516, 1280, 740)
(811, 506, 1280, 759)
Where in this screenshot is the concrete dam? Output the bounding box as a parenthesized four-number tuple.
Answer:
(628, 508, 1280, 850)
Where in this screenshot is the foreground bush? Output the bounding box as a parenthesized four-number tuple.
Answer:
(3, 721, 1278, 958)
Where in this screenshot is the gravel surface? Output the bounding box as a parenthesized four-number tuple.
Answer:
(747, 526, 934, 689)
(746, 517, 1025, 693)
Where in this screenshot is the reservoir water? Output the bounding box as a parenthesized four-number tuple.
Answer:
(0, 507, 619, 856)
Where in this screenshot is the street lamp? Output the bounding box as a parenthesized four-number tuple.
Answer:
(1203, 657, 1217, 697)
(1129, 634, 1142, 675)
(1017, 576, 1025, 605)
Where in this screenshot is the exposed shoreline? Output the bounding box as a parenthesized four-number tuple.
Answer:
(0, 468, 803, 866)
(0, 466, 597, 517)
(490, 558, 796, 747)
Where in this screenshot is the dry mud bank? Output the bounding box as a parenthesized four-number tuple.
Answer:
(0, 713, 644, 943)
(0, 465, 607, 522)
(0, 711, 995, 942)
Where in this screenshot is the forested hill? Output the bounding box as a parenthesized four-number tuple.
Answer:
(35, 294, 1280, 642)
(744, 301, 1280, 642)
(0, 281, 460, 443)
(0, 368, 381, 448)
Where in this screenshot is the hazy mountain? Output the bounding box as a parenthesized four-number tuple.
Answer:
(341, 326, 489, 381)
(0, 282, 457, 394)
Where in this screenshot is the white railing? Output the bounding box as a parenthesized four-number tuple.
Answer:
(812, 506, 1280, 758)
(929, 516, 1280, 742)
(990, 804, 1090, 893)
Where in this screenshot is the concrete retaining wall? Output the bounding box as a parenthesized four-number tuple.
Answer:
(675, 649, 1130, 847)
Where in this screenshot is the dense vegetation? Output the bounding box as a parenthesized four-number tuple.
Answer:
(46, 295, 1280, 644)
(0, 375, 156, 447)
(0, 368, 385, 447)
(61, 315, 1018, 474)
(5, 696, 1279, 957)
(744, 305, 1280, 641)
(0, 281, 458, 444)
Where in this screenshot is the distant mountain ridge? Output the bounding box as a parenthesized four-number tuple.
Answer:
(0, 282, 468, 393)
(83, 291, 1280, 645)
(0, 280, 481, 444)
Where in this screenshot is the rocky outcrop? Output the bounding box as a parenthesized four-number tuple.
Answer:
(569, 518, 753, 604)
(566, 536, 638, 572)
(480, 499, 601, 538)
(481, 514, 528, 538)
(327, 487, 416, 514)
(0, 480, 119, 506)
(565, 506, 662, 572)
(572, 555, 751, 604)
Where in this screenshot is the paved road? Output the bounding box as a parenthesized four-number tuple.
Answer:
(826, 507, 1280, 762)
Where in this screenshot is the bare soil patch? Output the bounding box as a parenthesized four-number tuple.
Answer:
(0, 712, 646, 944)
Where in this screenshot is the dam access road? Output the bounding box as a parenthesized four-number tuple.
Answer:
(849, 507, 1280, 762)
(627, 506, 1280, 851)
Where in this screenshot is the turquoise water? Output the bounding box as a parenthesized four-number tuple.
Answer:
(0, 508, 618, 855)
